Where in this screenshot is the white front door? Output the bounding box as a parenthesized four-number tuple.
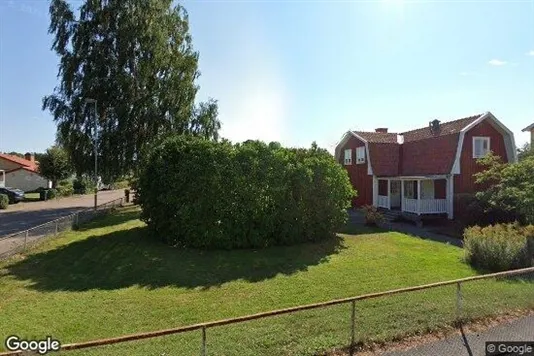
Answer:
(390, 180, 401, 208)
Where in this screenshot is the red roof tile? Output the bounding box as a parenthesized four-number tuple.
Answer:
(0, 153, 38, 172)
(353, 131, 398, 144)
(401, 114, 482, 142)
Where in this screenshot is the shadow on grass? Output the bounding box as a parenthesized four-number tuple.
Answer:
(75, 208, 141, 232)
(337, 222, 388, 235)
(6, 222, 345, 292)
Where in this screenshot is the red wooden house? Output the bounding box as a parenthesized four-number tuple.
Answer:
(335, 112, 517, 219)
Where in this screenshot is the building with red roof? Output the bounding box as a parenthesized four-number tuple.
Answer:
(0, 153, 51, 191)
(335, 112, 517, 220)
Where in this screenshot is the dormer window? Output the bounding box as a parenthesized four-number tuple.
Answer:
(356, 146, 366, 164)
(344, 149, 352, 165)
(473, 137, 490, 158)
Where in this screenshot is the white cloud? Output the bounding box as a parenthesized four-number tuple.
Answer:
(488, 59, 507, 66)
(527, 50, 534, 56)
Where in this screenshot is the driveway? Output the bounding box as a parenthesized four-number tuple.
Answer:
(0, 190, 124, 237)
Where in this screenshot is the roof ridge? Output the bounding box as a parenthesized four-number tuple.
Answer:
(400, 113, 484, 135)
(352, 130, 398, 135)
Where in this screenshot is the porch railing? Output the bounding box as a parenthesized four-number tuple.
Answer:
(420, 198, 447, 214)
(377, 195, 389, 209)
(403, 198, 447, 214)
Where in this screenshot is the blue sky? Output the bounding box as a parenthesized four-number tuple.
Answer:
(0, 0, 533, 154)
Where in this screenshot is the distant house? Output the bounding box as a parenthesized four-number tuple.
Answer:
(522, 122, 534, 147)
(0, 153, 51, 192)
(335, 112, 517, 220)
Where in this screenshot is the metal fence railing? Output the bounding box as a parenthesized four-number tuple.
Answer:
(0, 266, 530, 356)
(0, 197, 124, 260)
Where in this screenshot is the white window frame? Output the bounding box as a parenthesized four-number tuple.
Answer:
(472, 136, 491, 158)
(344, 149, 352, 165)
(355, 146, 366, 164)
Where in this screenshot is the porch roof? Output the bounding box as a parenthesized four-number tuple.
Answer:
(377, 175, 448, 180)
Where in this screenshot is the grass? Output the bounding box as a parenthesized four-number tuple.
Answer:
(0, 207, 532, 355)
(24, 192, 41, 201)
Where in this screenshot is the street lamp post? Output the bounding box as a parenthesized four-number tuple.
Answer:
(85, 98, 98, 210)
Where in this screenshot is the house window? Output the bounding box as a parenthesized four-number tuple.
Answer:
(404, 181, 418, 199)
(473, 137, 490, 158)
(356, 146, 366, 164)
(344, 149, 352, 165)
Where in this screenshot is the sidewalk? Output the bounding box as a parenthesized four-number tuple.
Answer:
(383, 315, 534, 356)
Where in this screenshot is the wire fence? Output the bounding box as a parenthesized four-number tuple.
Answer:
(0, 197, 124, 260)
(1, 266, 528, 356)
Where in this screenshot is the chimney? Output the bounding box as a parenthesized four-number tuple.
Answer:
(24, 152, 35, 163)
(429, 119, 441, 135)
(375, 128, 388, 133)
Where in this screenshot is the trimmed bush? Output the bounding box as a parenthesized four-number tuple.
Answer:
(47, 188, 58, 200)
(73, 176, 95, 194)
(0, 194, 8, 209)
(464, 223, 534, 272)
(138, 137, 356, 249)
(57, 180, 74, 197)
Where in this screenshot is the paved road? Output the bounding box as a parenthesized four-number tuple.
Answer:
(383, 316, 534, 356)
(0, 190, 124, 237)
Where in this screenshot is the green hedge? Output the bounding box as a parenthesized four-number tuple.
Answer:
(73, 176, 95, 194)
(464, 223, 534, 272)
(47, 188, 58, 200)
(138, 137, 355, 249)
(0, 194, 8, 209)
(57, 180, 74, 197)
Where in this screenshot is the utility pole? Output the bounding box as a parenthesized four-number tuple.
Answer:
(85, 98, 98, 210)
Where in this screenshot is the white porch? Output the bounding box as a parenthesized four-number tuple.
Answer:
(373, 175, 454, 219)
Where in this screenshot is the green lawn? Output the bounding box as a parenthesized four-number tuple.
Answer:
(24, 192, 41, 201)
(0, 207, 532, 355)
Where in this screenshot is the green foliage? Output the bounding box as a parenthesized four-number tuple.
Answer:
(139, 137, 356, 249)
(517, 142, 533, 161)
(0, 194, 8, 209)
(110, 180, 130, 190)
(475, 153, 534, 224)
(47, 189, 58, 200)
(464, 223, 534, 272)
(454, 193, 519, 228)
(57, 180, 74, 197)
(361, 205, 384, 226)
(73, 176, 95, 194)
(38, 146, 73, 188)
(43, 0, 220, 181)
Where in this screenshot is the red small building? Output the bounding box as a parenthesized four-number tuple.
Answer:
(335, 112, 517, 219)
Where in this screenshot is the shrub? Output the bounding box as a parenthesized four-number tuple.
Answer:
(455, 193, 520, 228)
(57, 180, 74, 197)
(361, 205, 384, 226)
(111, 180, 130, 190)
(47, 188, 58, 200)
(464, 223, 533, 272)
(138, 137, 356, 249)
(0, 194, 8, 209)
(73, 176, 95, 194)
